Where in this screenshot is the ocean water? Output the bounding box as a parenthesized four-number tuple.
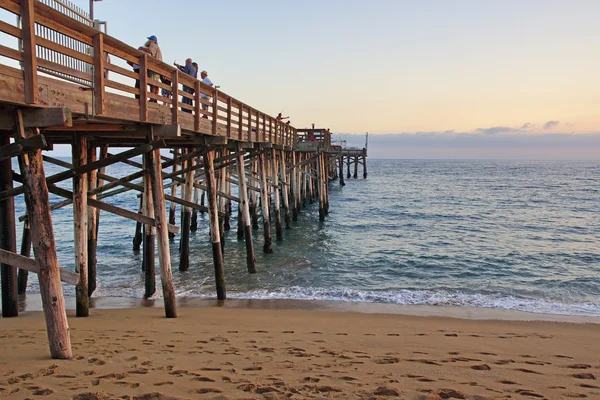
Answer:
(4, 159, 600, 317)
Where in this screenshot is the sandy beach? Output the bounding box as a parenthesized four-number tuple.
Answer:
(0, 304, 599, 400)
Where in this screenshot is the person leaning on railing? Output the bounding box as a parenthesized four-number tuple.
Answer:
(199, 70, 213, 118)
(131, 35, 162, 102)
(174, 58, 196, 113)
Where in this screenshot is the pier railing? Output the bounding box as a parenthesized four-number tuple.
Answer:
(0, 0, 297, 146)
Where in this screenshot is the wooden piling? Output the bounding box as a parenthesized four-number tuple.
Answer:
(190, 178, 199, 232)
(179, 151, 193, 271)
(203, 149, 226, 300)
(280, 149, 291, 229)
(147, 146, 177, 318)
(236, 148, 256, 273)
(17, 121, 72, 359)
(347, 155, 351, 179)
(17, 220, 31, 294)
(168, 149, 180, 240)
(142, 154, 155, 298)
(339, 155, 345, 186)
(87, 145, 98, 297)
(354, 155, 358, 178)
(323, 153, 329, 215)
(0, 133, 17, 317)
(132, 196, 143, 252)
(363, 153, 367, 178)
(250, 158, 259, 229)
(317, 153, 325, 222)
(258, 152, 273, 253)
(218, 150, 227, 252)
(271, 149, 283, 240)
(72, 136, 89, 317)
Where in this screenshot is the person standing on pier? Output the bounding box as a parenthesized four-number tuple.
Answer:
(200, 70, 213, 117)
(276, 113, 289, 121)
(175, 58, 196, 113)
(139, 35, 162, 101)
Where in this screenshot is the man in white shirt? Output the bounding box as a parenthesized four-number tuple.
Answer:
(200, 70, 213, 116)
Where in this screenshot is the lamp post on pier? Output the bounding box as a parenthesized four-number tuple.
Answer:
(89, 0, 102, 22)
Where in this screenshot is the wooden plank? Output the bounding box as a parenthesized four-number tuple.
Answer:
(212, 88, 218, 136)
(93, 33, 105, 115)
(0, 249, 78, 285)
(0, 134, 47, 161)
(194, 80, 201, 132)
(21, 0, 38, 104)
(0, 43, 22, 61)
(0, 108, 72, 130)
(37, 58, 92, 83)
(104, 78, 139, 95)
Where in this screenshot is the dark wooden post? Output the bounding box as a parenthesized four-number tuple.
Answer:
(87, 146, 98, 297)
(224, 164, 232, 231)
(280, 149, 291, 229)
(271, 149, 282, 240)
(258, 152, 273, 253)
(72, 136, 89, 317)
(203, 150, 226, 299)
(0, 134, 17, 317)
(354, 155, 358, 178)
(317, 153, 325, 221)
(17, 121, 72, 359)
(339, 155, 345, 186)
(291, 151, 298, 221)
(147, 147, 177, 318)
(142, 154, 155, 298)
(179, 152, 193, 271)
(17, 220, 32, 294)
(133, 196, 143, 252)
(250, 158, 259, 229)
(217, 150, 227, 251)
(190, 170, 199, 232)
(168, 149, 179, 240)
(363, 153, 368, 179)
(236, 148, 256, 273)
(347, 155, 351, 179)
(93, 33, 105, 115)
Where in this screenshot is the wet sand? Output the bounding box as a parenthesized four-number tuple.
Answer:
(0, 301, 599, 399)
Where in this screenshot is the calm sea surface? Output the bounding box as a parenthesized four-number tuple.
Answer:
(4, 159, 600, 316)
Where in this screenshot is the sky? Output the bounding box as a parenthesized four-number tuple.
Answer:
(4, 0, 600, 158)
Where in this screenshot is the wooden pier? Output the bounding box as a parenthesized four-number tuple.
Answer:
(0, 0, 368, 359)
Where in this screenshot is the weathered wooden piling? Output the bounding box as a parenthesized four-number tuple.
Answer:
(0, 133, 18, 317)
(179, 152, 194, 271)
(142, 154, 156, 299)
(280, 149, 291, 229)
(250, 158, 259, 229)
(133, 196, 143, 252)
(168, 149, 179, 240)
(17, 220, 31, 294)
(87, 146, 98, 297)
(217, 150, 227, 252)
(291, 151, 299, 221)
(147, 145, 177, 318)
(236, 147, 256, 273)
(72, 136, 89, 317)
(203, 149, 226, 299)
(339, 155, 345, 186)
(347, 155, 351, 179)
(271, 149, 283, 240)
(363, 153, 368, 178)
(258, 151, 273, 253)
(17, 117, 72, 358)
(317, 153, 325, 221)
(354, 155, 358, 178)
(190, 159, 199, 232)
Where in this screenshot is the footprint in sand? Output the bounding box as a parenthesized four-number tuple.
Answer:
(571, 373, 596, 380)
(567, 364, 592, 369)
(153, 381, 174, 386)
(515, 388, 545, 398)
(499, 380, 519, 385)
(195, 388, 222, 394)
(515, 368, 542, 375)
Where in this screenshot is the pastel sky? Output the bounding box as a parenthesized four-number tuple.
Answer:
(4, 0, 600, 158)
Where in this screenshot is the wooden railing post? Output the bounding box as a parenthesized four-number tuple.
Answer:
(238, 103, 243, 140)
(262, 112, 266, 142)
(194, 80, 200, 131)
(227, 97, 232, 138)
(247, 106, 252, 142)
(171, 69, 179, 125)
(139, 54, 148, 121)
(93, 33, 105, 115)
(21, 0, 38, 104)
(212, 88, 218, 136)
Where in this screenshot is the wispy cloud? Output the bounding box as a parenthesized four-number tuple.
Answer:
(521, 122, 534, 129)
(543, 120, 560, 129)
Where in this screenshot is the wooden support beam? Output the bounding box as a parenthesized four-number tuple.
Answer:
(72, 136, 89, 317)
(236, 144, 256, 273)
(280, 149, 291, 229)
(271, 148, 282, 240)
(0, 108, 72, 130)
(17, 220, 32, 294)
(0, 133, 17, 317)
(258, 152, 273, 253)
(179, 151, 193, 272)
(203, 149, 226, 299)
(142, 153, 155, 298)
(0, 250, 79, 286)
(21, 0, 38, 104)
(291, 151, 299, 221)
(16, 114, 72, 359)
(286, 153, 319, 174)
(0, 134, 47, 161)
(93, 33, 106, 115)
(168, 149, 180, 240)
(317, 153, 325, 222)
(171, 69, 179, 125)
(148, 144, 177, 318)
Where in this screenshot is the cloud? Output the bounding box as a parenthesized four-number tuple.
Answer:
(543, 120, 560, 129)
(474, 126, 519, 135)
(521, 122, 534, 129)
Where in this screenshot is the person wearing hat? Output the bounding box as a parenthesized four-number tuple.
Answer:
(200, 70, 213, 116)
(138, 35, 162, 101)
